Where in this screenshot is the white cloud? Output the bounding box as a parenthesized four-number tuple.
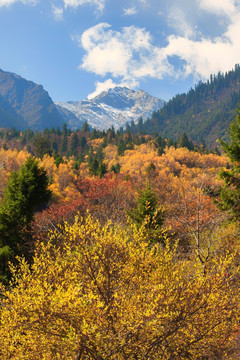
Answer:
(123, 7, 137, 16)
(164, 9, 240, 80)
(80, 24, 131, 77)
(197, 0, 237, 16)
(63, 0, 107, 13)
(79, 23, 173, 91)
(167, 7, 197, 38)
(137, 0, 149, 6)
(52, 4, 63, 21)
(77, 1, 240, 97)
(165, 36, 227, 79)
(0, 0, 37, 6)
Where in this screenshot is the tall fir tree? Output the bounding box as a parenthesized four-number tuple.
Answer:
(218, 105, 240, 219)
(129, 182, 166, 245)
(0, 157, 52, 283)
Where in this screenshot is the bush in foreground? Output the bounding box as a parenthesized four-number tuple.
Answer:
(0, 215, 239, 359)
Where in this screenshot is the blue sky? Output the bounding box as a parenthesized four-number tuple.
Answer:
(0, 0, 240, 102)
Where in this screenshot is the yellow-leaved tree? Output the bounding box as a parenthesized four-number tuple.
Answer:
(0, 214, 239, 359)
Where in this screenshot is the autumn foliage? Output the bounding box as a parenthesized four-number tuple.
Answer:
(0, 137, 239, 359)
(0, 215, 239, 359)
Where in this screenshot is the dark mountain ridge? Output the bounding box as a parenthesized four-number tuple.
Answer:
(131, 64, 240, 147)
(0, 69, 64, 131)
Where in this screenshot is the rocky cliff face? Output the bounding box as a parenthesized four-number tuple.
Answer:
(0, 93, 24, 129)
(0, 69, 64, 130)
(56, 87, 164, 130)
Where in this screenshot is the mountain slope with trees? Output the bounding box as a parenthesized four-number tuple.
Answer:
(131, 64, 240, 147)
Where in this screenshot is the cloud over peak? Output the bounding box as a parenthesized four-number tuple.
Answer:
(79, 23, 173, 90)
(77, 0, 240, 97)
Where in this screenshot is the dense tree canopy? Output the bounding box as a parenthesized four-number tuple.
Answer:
(0, 132, 239, 359)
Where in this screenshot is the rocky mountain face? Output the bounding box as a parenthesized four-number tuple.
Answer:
(56, 105, 86, 130)
(0, 69, 64, 131)
(55, 87, 165, 130)
(0, 94, 24, 129)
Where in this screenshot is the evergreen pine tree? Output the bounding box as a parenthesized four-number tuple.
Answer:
(62, 123, 67, 137)
(33, 135, 51, 159)
(218, 106, 240, 219)
(53, 151, 64, 168)
(90, 128, 98, 140)
(89, 159, 99, 176)
(52, 139, 58, 153)
(111, 163, 121, 174)
(60, 135, 68, 153)
(81, 121, 90, 132)
(117, 138, 126, 156)
(98, 163, 108, 178)
(0, 157, 52, 282)
(177, 133, 194, 150)
(129, 182, 166, 245)
(69, 132, 79, 156)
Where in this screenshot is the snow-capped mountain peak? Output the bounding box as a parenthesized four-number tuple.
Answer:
(55, 87, 165, 130)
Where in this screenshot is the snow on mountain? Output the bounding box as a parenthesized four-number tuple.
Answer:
(55, 87, 164, 130)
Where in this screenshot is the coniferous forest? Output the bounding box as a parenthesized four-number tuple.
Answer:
(130, 64, 240, 147)
(0, 102, 239, 359)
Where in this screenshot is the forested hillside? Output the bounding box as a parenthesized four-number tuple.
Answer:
(0, 120, 213, 171)
(131, 64, 240, 146)
(0, 113, 239, 358)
